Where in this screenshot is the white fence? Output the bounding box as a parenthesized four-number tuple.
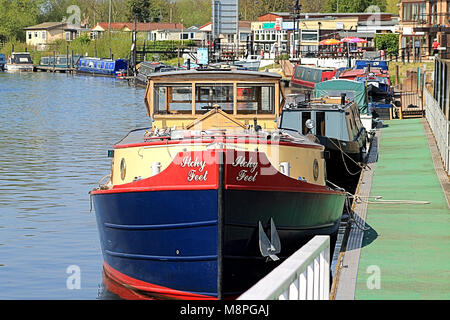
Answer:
(424, 89, 450, 173)
(238, 235, 330, 300)
(300, 57, 352, 69)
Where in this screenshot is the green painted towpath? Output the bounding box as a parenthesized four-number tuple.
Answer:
(354, 119, 450, 299)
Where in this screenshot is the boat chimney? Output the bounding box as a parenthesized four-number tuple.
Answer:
(305, 91, 311, 102)
(253, 117, 262, 132)
(341, 93, 346, 105)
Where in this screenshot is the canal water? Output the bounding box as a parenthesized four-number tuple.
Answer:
(0, 71, 150, 299)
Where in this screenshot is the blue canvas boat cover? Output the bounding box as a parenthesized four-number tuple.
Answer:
(355, 60, 389, 71)
(313, 79, 369, 114)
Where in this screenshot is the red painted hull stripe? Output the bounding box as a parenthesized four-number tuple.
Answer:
(103, 262, 217, 300)
(91, 185, 217, 195)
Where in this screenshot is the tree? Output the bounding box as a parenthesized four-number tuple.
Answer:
(324, 0, 387, 13)
(374, 33, 398, 55)
(126, 0, 169, 22)
(0, 0, 45, 41)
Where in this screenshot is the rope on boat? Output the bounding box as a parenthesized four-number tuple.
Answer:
(328, 138, 371, 176)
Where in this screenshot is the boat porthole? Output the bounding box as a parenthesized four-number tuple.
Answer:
(313, 159, 319, 181)
(120, 158, 126, 181)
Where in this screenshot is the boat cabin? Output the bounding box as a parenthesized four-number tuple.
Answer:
(40, 55, 80, 68)
(291, 65, 337, 89)
(280, 96, 365, 144)
(9, 52, 33, 65)
(145, 70, 284, 130)
(337, 67, 389, 81)
(77, 57, 128, 76)
(355, 60, 389, 71)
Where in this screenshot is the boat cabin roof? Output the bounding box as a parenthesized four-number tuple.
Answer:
(285, 95, 357, 112)
(339, 68, 388, 79)
(147, 69, 281, 81)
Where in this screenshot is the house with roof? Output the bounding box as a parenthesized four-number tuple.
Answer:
(90, 22, 184, 40)
(24, 22, 89, 50)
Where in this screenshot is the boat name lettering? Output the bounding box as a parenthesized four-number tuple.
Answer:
(236, 170, 258, 182)
(180, 156, 206, 172)
(232, 156, 258, 173)
(187, 169, 208, 182)
(181, 156, 208, 182)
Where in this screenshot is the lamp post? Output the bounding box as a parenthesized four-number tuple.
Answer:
(293, 0, 301, 59)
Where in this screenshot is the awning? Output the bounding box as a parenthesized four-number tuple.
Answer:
(338, 31, 375, 38)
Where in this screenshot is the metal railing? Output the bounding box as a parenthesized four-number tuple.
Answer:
(424, 89, 450, 173)
(238, 235, 330, 300)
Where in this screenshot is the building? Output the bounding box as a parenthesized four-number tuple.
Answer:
(398, 0, 450, 58)
(253, 12, 399, 58)
(90, 22, 184, 40)
(149, 25, 208, 45)
(24, 22, 88, 50)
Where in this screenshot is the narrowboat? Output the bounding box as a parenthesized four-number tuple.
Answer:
(336, 67, 389, 82)
(5, 52, 34, 72)
(314, 79, 374, 131)
(290, 65, 337, 90)
(355, 72, 394, 120)
(0, 54, 6, 71)
(354, 59, 388, 71)
(39, 55, 80, 69)
(135, 61, 176, 87)
(280, 93, 368, 186)
(77, 57, 128, 77)
(233, 55, 262, 71)
(338, 60, 394, 120)
(90, 70, 347, 300)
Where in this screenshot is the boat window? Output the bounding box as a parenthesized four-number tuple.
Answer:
(301, 112, 311, 135)
(195, 84, 233, 113)
(236, 84, 275, 114)
(13, 54, 32, 64)
(316, 112, 325, 136)
(101, 62, 104, 68)
(153, 84, 193, 114)
(313, 70, 321, 83)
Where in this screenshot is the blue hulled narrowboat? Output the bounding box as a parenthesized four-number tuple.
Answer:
(90, 70, 347, 300)
(0, 54, 6, 71)
(77, 57, 128, 77)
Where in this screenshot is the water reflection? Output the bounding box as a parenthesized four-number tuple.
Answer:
(0, 71, 149, 299)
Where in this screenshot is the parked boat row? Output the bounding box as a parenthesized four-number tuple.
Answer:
(290, 59, 395, 121)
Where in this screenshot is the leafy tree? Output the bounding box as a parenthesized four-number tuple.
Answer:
(374, 33, 398, 55)
(126, 0, 169, 22)
(324, 0, 387, 13)
(0, 0, 46, 41)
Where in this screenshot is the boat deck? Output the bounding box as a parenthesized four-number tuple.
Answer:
(332, 118, 450, 299)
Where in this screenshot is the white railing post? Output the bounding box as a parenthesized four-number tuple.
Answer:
(238, 235, 330, 300)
